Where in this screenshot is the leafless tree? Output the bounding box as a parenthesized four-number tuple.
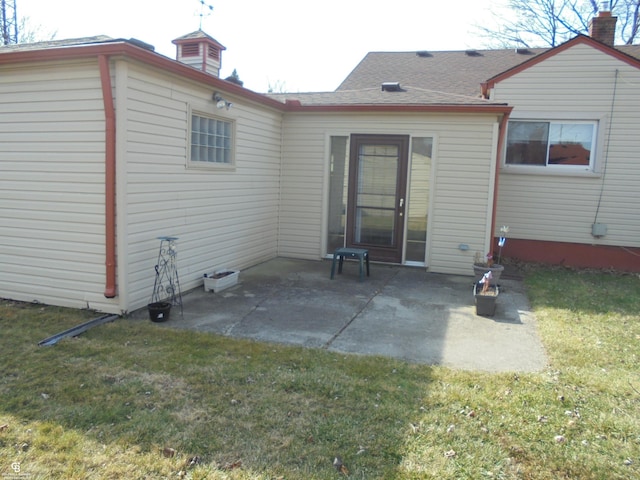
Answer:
(17, 16, 57, 44)
(267, 79, 288, 94)
(477, 0, 639, 47)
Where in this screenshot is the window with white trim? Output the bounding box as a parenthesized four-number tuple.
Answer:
(190, 113, 234, 165)
(505, 120, 597, 170)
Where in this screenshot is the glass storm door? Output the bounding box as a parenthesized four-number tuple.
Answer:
(346, 134, 409, 263)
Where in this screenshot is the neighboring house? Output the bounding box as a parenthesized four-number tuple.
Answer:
(0, 10, 638, 314)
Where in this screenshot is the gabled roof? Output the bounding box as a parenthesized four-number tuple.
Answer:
(338, 40, 640, 99)
(482, 35, 640, 94)
(337, 48, 547, 98)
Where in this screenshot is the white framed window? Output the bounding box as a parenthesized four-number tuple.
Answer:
(189, 112, 234, 167)
(505, 120, 597, 172)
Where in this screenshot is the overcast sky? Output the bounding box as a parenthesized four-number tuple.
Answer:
(19, 0, 504, 93)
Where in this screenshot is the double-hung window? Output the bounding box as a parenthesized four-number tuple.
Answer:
(505, 120, 597, 171)
(190, 113, 234, 166)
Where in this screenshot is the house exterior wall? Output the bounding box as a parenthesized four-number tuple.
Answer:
(492, 43, 640, 265)
(279, 112, 501, 276)
(116, 60, 283, 313)
(0, 59, 119, 312)
(0, 55, 282, 314)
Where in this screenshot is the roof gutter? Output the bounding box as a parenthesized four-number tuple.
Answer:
(282, 100, 511, 114)
(98, 54, 117, 298)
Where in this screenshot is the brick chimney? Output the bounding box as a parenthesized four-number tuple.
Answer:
(172, 30, 226, 77)
(588, 9, 617, 46)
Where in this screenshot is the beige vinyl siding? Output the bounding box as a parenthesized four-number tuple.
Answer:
(280, 113, 499, 276)
(0, 59, 117, 311)
(493, 43, 640, 248)
(118, 61, 282, 312)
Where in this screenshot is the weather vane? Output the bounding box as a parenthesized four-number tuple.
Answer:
(197, 0, 214, 30)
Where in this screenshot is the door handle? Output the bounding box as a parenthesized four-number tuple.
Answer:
(399, 198, 404, 208)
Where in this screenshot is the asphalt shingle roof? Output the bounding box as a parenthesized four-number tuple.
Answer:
(337, 48, 546, 97)
(0, 35, 114, 53)
(337, 44, 640, 99)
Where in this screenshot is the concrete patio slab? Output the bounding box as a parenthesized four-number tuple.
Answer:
(131, 258, 548, 372)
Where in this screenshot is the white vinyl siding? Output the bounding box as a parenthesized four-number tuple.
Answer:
(493, 43, 640, 248)
(0, 59, 117, 311)
(280, 113, 500, 276)
(119, 62, 282, 312)
(0, 55, 282, 314)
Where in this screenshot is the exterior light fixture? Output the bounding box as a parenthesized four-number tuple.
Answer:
(213, 92, 232, 110)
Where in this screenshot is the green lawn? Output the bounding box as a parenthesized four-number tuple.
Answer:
(1, 266, 639, 479)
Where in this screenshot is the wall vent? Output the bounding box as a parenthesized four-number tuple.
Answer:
(181, 43, 200, 57)
(207, 44, 220, 60)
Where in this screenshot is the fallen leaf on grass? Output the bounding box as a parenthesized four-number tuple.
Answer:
(333, 456, 349, 474)
(182, 456, 201, 470)
(220, 460, 242, 470)
(162, 447, 176, 458)
(444, 450, 456, 458)
(0, 424, 8, 432)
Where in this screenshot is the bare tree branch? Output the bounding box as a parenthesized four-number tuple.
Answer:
(17, 16, 57, 44)
(475, 0, 640, 48)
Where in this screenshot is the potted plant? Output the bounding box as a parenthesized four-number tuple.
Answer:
(472, 251, 504, 284)
(474, 271, 499, 316)
(148, 301, 171, 322)
(472, 226, 509, 283)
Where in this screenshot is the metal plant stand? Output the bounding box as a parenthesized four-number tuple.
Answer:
(151, 236, 182, 316)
